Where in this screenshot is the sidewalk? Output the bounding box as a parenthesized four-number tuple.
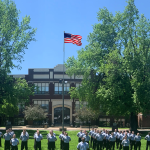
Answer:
(0, 126, 150, 131)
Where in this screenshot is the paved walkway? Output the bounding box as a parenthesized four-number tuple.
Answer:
(0, 126, 150, 131)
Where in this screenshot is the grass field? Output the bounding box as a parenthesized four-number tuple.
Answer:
(0, 130, 148, 150)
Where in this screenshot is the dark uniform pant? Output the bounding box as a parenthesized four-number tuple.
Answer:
(123, 146, 129, 150)
(97, 141, 103, 150)
(116, 138, 119, 149)
(48, 142, 55, 150)
(12, 146, 18, 150)
(106, 140, 110, 150)
(60, 140, 64, 149)
(21, 141, 27, 150)
(78, 138, 81, 143)
(34, 139, 36, 149)
(119, 140, 122, 150)
(91, 137, 93, 147)
(109, 141, 115, 150)
(93, 139, 97, 150)
(35, 141, 41, 150)
(146, 141, 150, 150)
(135, 141, 141, 150)
(64, 143, 69, 150)
(103, 139, 106, 148)
(5, 140, 10, 150)
(130, 140, 135, 150)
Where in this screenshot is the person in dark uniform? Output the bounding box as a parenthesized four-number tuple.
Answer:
(92, 128, 98, 150)
(130, 131, 135, 150)
(77, 137, 89, 150)
(0, 130, 3, 147)
(62, 132, 71, 150)
(77, 130, 83, 143)
(121, 136, 130, 150)
(59, 131, 65, 150)
(83, 132, 90, 145)
(20, 129, 29, 150)
(96, 130, 104, 150)
(34, 131, 43, 150)
(102, 129, 107, 149)
(34, 129, 39, 149)
(119, 131, 124, 150)
(89, 127, 94, 148)
(108, 132, 116, 150)
(145, 132, 150, 150)
(105, 131, 111, 150)
(134, 133, 141, 150)
(47, 130, 57, 150)
(3, 130, 11, 150)
(116, 131, 121, 149)
(10, 134, 19, 150)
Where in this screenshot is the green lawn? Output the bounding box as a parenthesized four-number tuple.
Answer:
(0, 130, 148, 150)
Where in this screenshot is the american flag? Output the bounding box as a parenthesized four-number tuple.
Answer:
(64, 33, 82, 46)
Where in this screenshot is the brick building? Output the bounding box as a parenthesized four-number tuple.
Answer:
(0, 64, 149, 128)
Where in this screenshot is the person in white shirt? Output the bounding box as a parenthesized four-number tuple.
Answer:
(130, 131, 135, 150)
(10, 134, 19, 150)
(134, 133, 141, 150)
(145, 132, 150, 150)
(96, 130, 104, 150)
(102, 129, 107, 149)
(47, 130, 57, 150)
(105, 131, 111, 150)
(3, 129, 11, 150)
(34, 131, 43, 150)
(89, 127, 94, 147)
(20, 129, 29, 150)
(77, 130, 83, 143)
(59, 131, 65, 150)
(77, 137, 89, 150)
(83, 132, 90, 144)
(34, 129, 39, 149)
(62, 132, 71, 150)
(121, 136, 130, 150)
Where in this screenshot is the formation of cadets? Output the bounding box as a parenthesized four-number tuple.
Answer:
(77, 128, 150, 150)
(0, 127, 150, 150)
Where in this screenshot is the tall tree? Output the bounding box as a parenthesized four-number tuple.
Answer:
(0, 0, 37, 118)
(65, 0, 150, 132)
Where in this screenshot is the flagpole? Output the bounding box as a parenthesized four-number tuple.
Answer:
(62, 31, 65, 131)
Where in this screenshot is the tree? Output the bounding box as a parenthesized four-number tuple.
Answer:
(75, 107, 100, 123)
(23, 105, 48, 121)
(0, 0, 37, 72)
(65, 0, 150, 132)
(0, 0, 37, 118)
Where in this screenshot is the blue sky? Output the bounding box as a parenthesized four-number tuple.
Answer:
(11, 0, 150, 74)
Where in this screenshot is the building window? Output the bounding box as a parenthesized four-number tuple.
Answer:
(76, 83, 81, 88)
(34, 83, 49, 94)
(33, 100, 49, 113)
(18, 103, 25, 114)
(75, 101, 87, 112)
(99, 118, 110, 127)
(54, 83, 70, 95)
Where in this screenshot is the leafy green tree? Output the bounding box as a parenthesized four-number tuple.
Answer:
(66, 0, 150, 132)
(75, 107, 100, 123)
(23, 105, 48, 121)
(0, 0, 36, 120)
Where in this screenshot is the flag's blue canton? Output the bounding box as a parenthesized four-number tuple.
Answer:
(64, 33, 71, 38)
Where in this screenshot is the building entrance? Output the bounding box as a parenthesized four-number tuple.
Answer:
(54, 107, 70, 125)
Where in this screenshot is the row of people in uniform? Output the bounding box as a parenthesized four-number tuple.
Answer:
(77, 128, 150, 150)
(0, 128, 150, 150)
(0, 128, 71, 150)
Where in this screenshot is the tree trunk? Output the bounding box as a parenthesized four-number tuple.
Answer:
(130, 112, 138, 134)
